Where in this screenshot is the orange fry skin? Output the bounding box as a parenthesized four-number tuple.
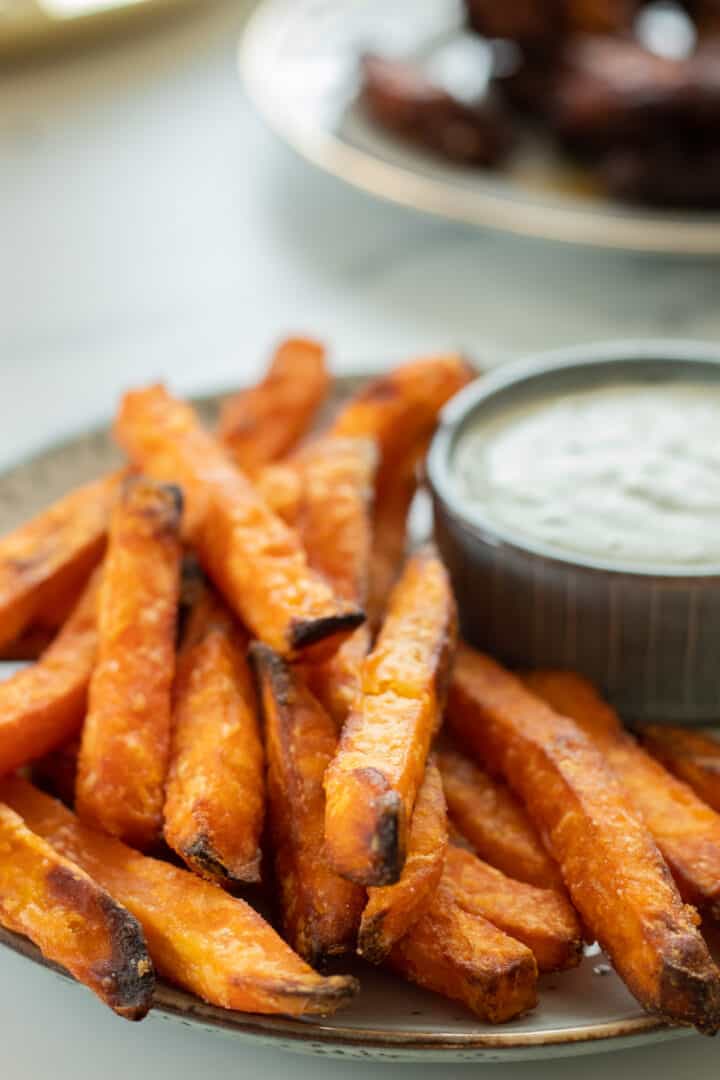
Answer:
(254, 463, 304, 526)
(641, 725, 720, 816)
(163, 586, 264, 885)
(366, 444, 425, 632)
(76, 479, 182, 850)
(1, 778, 358, 1018)
(295, 437, 377, 605)
(358, 759, 448, 964)
(115, 385, 364, 659)
(330, 353, 473, 477)
(252, 644, 365, 968)
(443, 844, 583, 973)
(0, 800, 154, 1020)
(0, 569, 100, 777)
(525, 672, 720, 921)
(0, 471, 122, 652)
(325, 546, 457, 886)
(437, 743, 564, 891)
(448, 646, 720, 1033)
(219, 337, 329, 474)
(332, 354, 472, 627)
(387, 873, 538, 1023)
(295, 436, 377, 727)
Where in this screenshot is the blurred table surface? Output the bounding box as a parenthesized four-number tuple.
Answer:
(1, 2, 720, 1076)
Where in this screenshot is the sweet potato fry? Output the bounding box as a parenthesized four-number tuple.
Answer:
(437, 743, 564, 890)
(76, 479, 182, 849)
(251, 644, 364, 967)
(358, 759, 448, 964)
(330, 353, 473, 477)
(0, 569, 100, 777)
(366, 442, 425, 631)
(219, 337, 329, 474)
(295, 436, 377, 727)
(295, 436, 377, 605)
(0, 799, 154, 1020)
(115, 385, 364, 659)
(387, 873, 538, 1023)
(163, 584, 264, 884)
(525, 672, 720, 921)
(325, 546, 457, 885)
(443, 844, 583, 973)
(0, 778, 358, 1017)
(254, 463, 304, 525)
(447, 646, 720, 1033)
(0, 471, 121, 652)
(31, 738, 80, 806)
(641, 725, 720, 815)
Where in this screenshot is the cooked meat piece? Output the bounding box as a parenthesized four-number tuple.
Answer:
(361, 54, 512, 166)
(464, 0, 564, 51)
(601, 142, 720, 205)
(549, 34, 720, 149)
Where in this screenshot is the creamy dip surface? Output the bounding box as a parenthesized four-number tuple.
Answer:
(453, 380, 720, 569)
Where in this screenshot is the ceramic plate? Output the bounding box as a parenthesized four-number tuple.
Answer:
(240, 0, 720, 255)
(0, 386, 705, 1062)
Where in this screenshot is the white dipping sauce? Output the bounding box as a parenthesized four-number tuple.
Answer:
(454, 380, 720, 569)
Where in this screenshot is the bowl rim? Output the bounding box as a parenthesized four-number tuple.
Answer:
(427, 339, 720, 581)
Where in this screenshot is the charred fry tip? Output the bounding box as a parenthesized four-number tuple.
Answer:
(46, 863, 155, 1020)
(659, 954, 720, 1036)
(233, 973, 360, 1014)
(301, 976, 361, 1015)
(357, 915, 390, 965)
(289, 610, 366, 652)
(367, 785, 404, 888)
(182, 835, 262, 887)
(96, 893, 156, 1020)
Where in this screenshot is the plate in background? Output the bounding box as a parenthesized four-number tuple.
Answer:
(0, 0, 201, 56)
(240, 0, 720, 255)
(0, 381, 706, 1061)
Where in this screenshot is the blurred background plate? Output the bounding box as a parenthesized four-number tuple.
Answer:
(0, 0, 201, 56)
(240, 0, 720, 255)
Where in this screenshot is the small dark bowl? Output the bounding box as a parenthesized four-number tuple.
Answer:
(427, 341, 720, 724)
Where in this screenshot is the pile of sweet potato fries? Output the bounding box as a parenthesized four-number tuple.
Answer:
(0, 339, 719, 1034)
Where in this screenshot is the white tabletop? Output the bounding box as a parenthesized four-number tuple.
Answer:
(1, 3, 720, 1075)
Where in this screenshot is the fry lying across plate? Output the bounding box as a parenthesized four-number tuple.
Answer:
(252, 643, 364, 968)
(0, 568, 101, 776)
(324, 545, 457, 885)
(219, 337, 329, 475)
(76, 479, 183, 850)
(447, 645, 720, 1033)
(358, 759, 448, 964)
(0, 470, 122, 652)
(1, 777, 358, 1018)
(437, 742, 564, 891)
(641, 725, 720, 815)
(0, 798, 154, 1020)
(115, 384, 364, 659)
(525, 671, 720, 921)
(164, 581, 264, 885)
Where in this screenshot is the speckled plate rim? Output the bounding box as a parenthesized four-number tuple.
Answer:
(0, 925, 682, 1060)
(239, 0, 720, 256)
(0, 381, 696, 1062)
